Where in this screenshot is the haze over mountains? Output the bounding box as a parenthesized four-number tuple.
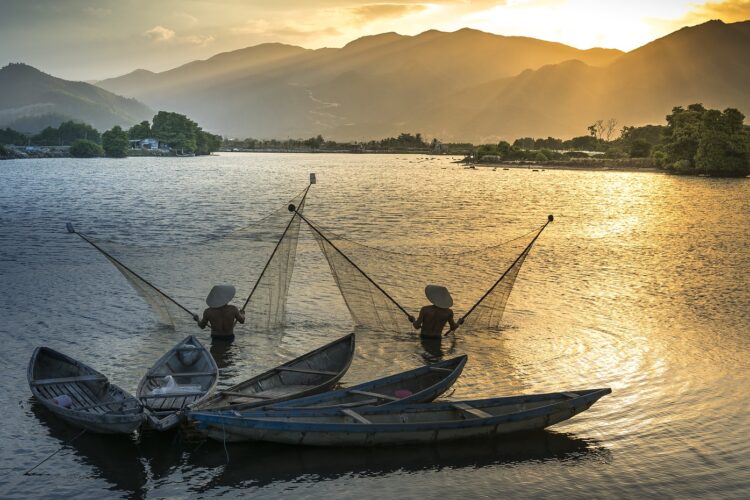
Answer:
(3, 20, 749, 142)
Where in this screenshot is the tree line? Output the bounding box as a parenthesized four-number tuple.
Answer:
(471, 104, 750, 177)
(0, 111, 222, 158)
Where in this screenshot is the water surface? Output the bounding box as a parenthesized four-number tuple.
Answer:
(1, 153, 749, 498)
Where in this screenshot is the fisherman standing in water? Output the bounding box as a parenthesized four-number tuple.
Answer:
(411, 285, 458, 338)
(194, 285, 245, 341)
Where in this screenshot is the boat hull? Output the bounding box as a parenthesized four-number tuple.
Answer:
(193, 389, 610, 446)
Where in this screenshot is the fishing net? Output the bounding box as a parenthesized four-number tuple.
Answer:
(301, 214, 551, 333)
(71, 187, 310, 332)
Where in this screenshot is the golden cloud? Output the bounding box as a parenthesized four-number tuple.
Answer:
(350, 3, 429, 23)
(683, 0, 750, 23)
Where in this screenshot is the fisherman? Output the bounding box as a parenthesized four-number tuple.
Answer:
(194, 284, 245, 341)
(411, 285, 459, 338)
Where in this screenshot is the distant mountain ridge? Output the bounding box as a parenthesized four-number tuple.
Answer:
(0, 63, 153, 133)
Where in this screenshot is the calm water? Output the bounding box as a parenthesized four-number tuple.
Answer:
(1, 153, 749, 498)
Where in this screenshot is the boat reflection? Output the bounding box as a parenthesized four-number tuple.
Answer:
(189, 430, 609, 492)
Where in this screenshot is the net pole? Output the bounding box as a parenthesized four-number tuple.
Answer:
(239, 182, 312, 313)
(454, 215, 554, 332)
(291, 209, 413, 321)
(67, 225, 197, 319)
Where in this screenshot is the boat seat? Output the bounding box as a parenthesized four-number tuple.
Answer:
(32, 375, 106, 385)
(348, 389, 399, 401)
(452, 402, 493, 419)
(276, 367, 338, 376)
(341, 408, 372, 424)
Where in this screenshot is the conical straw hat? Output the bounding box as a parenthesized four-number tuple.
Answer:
(425, 285, 453, 309)
(206, 285, 236, 308)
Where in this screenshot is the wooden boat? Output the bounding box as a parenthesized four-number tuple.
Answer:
(258, 355, 467, 411)
(28, 347, 144, 434)
(137, 335, 218, 431)
(192, 333, 355, 412)
(190, 388, 611, 446)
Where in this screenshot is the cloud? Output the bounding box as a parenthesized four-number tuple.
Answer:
(144, 25, 176, 42)
(683, 0, 750, 23)
(183, 34, 216, 46)
(350, 3, 430, 23)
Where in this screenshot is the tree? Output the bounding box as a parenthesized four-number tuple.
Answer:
(102, 126, 129, 158)
(588, 120, 605, 140)
(31, 126, 61, 146)
(497, 141, 512, 157)
(0, 127, 28, 145)
(58, 121, 100, 144)
(151, 111, 198, 152)
(660, 104, 750, 176)
(629, 139, 652, 158)
(128, 120, 151, 140)
(69, 139, 103, 158)
(604, 118, 618, 141)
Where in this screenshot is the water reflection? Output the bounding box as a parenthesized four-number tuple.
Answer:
(190, 431, 608, 493)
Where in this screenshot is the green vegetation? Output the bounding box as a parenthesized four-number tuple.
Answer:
(102, 126, 129, 158)
(0, 127, 28, 145)
(0, 144, 8, 157)
(653, 104, 750, 176)
(69, 139, 103, 158)
(150, 111, 221, 155)
(127, 121, 151, 140)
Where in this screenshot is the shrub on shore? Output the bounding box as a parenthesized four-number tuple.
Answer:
(70, 139, 103, 158)
(102, 126, 129, 158)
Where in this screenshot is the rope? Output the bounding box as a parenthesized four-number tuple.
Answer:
(23, 428, 86, 475)
(293, 209, 413, 321)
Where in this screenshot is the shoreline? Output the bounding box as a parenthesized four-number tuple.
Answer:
(468, 161, 662, 173)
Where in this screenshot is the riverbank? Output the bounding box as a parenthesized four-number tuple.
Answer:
(469, 157, 660, 173)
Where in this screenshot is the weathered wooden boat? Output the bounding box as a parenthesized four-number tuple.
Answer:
(28, 347, 144, 434)
(137, 335, 218, 431)
(190, 388, 611, 446)
(191, 333, 355, 412)
(257, 355, 467, 411)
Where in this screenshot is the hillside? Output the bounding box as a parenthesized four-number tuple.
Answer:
(0, 63, 152, 133)
(86, 20, 750, 141)
(96, 29, 624, 140)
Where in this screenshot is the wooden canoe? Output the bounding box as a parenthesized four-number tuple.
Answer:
(137, 335, 218, 431)
(190, 388, 611, 446)
(258, 355, 467, 411)
(191, 333, 355, 412)
(28, 347, 144, 434)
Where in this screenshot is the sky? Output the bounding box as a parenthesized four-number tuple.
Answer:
(1, 0, 749, 81)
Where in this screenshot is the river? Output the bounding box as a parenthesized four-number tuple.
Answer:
(1, 153, 748, 498)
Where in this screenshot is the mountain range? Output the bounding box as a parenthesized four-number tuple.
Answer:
(3, 20, 749, 142)
(0, 63, 152, 133)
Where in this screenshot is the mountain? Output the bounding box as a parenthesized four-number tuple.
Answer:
(96, 29, 623, 140)
(0, 63, 152, 133)
(95, 21, 750, 141)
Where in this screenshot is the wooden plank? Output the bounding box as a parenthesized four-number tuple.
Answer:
(140, 391, 206, 400)
(276, 366, 338, 376)
(220, 391, 273, 399)
(32, 375, 106, 386)
(146, 372, 216, 379)
(452, 402, 493, 419)
(562, 392, 580, 399)
(348, 389, 399, 401)
(73, 400, 125, 412)
(341, 408, 372, 424)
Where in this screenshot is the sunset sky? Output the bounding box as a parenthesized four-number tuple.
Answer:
(2, 0, 749, 80)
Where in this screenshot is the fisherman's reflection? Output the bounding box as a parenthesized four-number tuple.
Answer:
(209, 338, 234, 369)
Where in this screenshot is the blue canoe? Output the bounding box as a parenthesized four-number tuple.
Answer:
(257, 355, 467, 411)
(190, 388, 611, 446)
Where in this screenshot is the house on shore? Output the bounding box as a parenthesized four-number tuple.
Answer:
(129, 138, 165, 150)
